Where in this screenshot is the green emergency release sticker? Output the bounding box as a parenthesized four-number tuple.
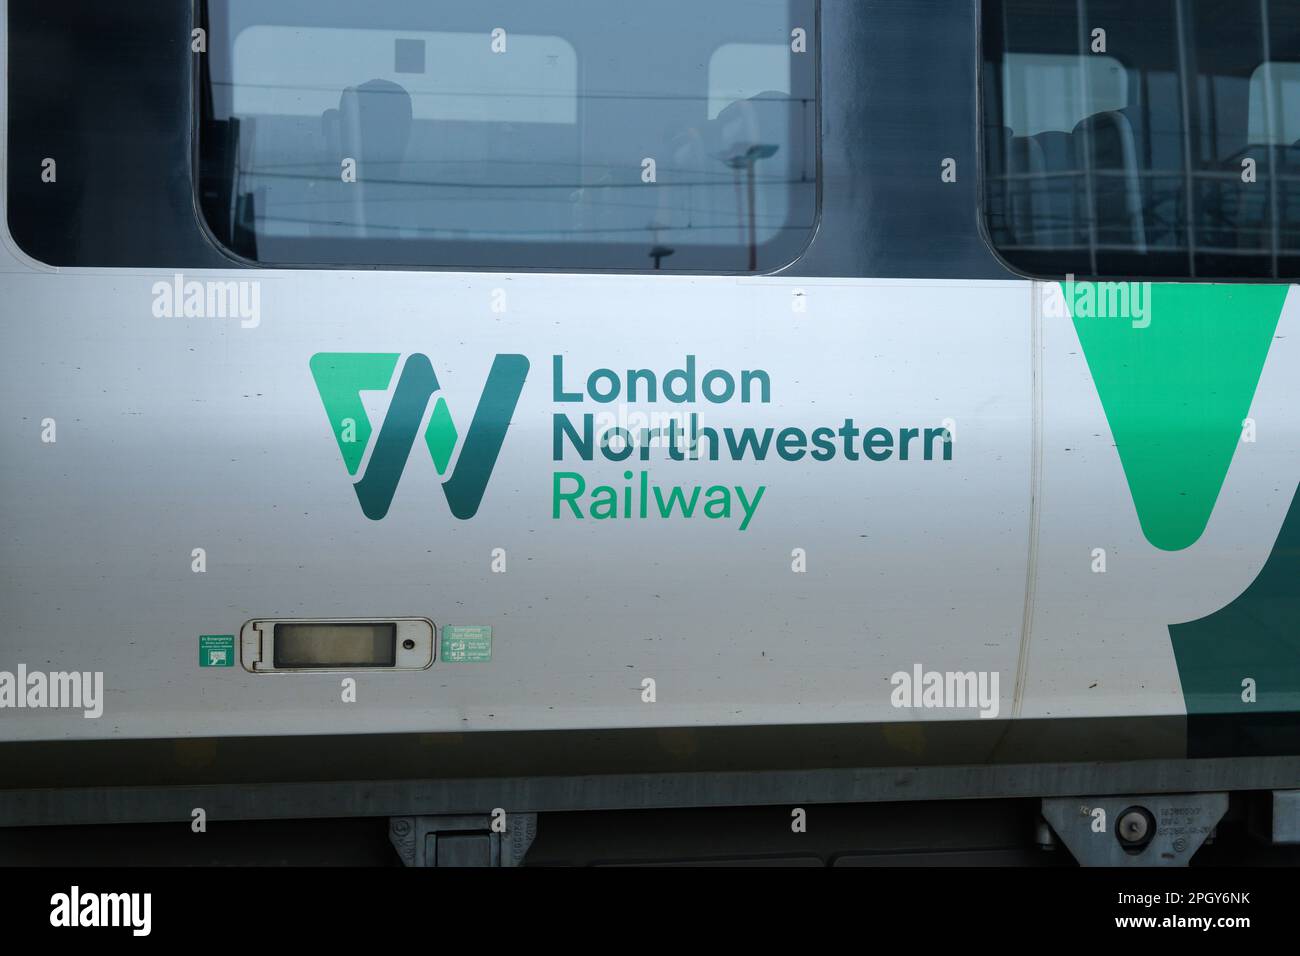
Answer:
(441, 625, 492, 663)
(199, 634, 235, 667)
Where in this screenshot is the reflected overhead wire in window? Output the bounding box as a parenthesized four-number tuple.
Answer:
(198, 0, 818, 272)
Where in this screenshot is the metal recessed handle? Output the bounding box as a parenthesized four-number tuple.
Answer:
(239, 617, 435, 673)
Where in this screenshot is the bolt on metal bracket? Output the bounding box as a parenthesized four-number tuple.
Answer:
(1041, 792, 1227, 867)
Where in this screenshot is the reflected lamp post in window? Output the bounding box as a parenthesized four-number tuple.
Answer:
(719, 143, 779, 271)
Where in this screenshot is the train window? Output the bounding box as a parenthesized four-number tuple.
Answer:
(982, 0, 1300, 279)
(197, 0, 817, 272)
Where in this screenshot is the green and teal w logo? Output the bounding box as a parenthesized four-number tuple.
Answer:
(310, 353, 529, 520)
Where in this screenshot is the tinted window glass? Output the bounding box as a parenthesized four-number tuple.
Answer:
(983, 0, 1300, 279)
(199, 0, 817, 271)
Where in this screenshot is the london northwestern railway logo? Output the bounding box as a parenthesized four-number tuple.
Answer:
(310, 353, 529, 520)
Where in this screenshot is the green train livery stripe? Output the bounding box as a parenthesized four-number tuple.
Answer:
(1067, 283, 1289, 552)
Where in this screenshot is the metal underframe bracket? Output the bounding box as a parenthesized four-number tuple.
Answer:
(1041, 792, 1227, 867)
(1255, 789, 1300, 844)
(388, 812, 538, 867)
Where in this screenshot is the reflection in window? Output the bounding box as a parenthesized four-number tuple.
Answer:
(198, 0, 816, 271)
(983, 0, 1300, 279)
